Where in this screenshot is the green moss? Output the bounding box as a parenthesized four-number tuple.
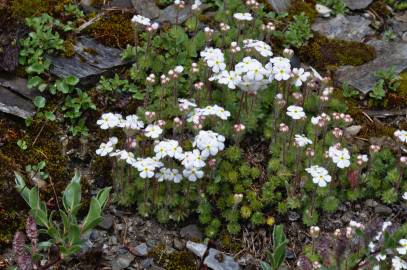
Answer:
(149, 244, 197, 270)
(0, 119, 69, 246)
(0, 209, 25, 249)
(219, 233, 242, 254)
(89, 11, 134, 48)
(11, 0, 72, 19)
(63, 39, 75, 58)
(288, 0, 317, 23)
(300, 33, 376, 71)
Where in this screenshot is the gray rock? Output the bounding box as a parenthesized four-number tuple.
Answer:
(111, 253, 135, 270)
(173, 238, 185, 250)
(98, 214, 114, 230)
(267, 0, 292, 12)
(344, 125, 362, 137)
(133, 243, 149, 257)
(157, 3, 193, 24)
(312, 15, 374, 42)
(288, 211, 300, 221)
(141, 258, 154, 268)
(0, 75, 38, 100)
(180, 224, 203, 240)
(131, 0, 161, 19)
(204, 249, 240, 270)
(186, 241, 207, 258)
(316, 4, 332, 18)
(365, 199, 378, 208)
(335, 40, 407, 94)
(186, 241, 240, 270)
(343, 0, 373, 10)
(0, 85, 35, 119)
(375, 204, 392, 215)
(109, 0, 133, 8)
(49, 37, 131, 86)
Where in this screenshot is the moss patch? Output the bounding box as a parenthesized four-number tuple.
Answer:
(11, 0, 72, 19)
(0, 118, 70, 246)
(288, 0, 317, 23)
(370, 0, 391, 19)
(149, 244, 197, 270)
(299, 33, 376, 72)
(88, 11, 134, 48)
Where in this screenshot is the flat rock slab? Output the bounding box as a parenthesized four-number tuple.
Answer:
(335, 40, 407, 94)
(343, 0, 373, 10)
(312, 15, 374, 42)
(0, 75, 38, 119)
(0, 85, 35, 119)
(49, 36, 130, 85)
(267, 0, 292, 12)
(131, 0, 161, 19)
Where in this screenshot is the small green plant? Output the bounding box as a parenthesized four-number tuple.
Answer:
(369, 67, 400, 100)
(17, 139, 28, 151)
(261, 225, 288, 270)
(318, 0, 347, 15)
(383, 29, 397, 41)
(283, 13, 313, 48)
(25, 161, 49, 187)
(342, 82, 359, 98)
(14, 171, 111, 263)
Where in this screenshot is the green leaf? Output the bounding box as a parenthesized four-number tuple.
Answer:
(81, 198, 103, 233)
(26, 62, 46, 74)
(44, 111, 56, 121)
(65, 75, 80, 86)
(260, 261, 272, 270)
(34, 96, 46, 109)
(27, 76, 43, 89)
(56, 80, 71, 94)
(62, 179, 81, 215)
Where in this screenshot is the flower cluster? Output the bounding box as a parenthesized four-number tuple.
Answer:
(306, 165, 332, 187)
(200, 47, 226, 73)
(328, 144, 351, 169)
(395, 130, 407, 143)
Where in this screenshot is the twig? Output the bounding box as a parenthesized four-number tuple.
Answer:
(361, 111, 374, 123)
(75, 11, 107, 34)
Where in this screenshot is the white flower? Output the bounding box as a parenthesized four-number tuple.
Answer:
(395, 130, 407, 143)
(192, 0, 202, 10)
(329, 146, 351, 169)
(131, 15, 151, 26)
(375, 254, 386, 261)
(97, 113, 121, 129)
(397, 239, 407, 255)
(206, 54, 226, 73)
(107, 136, 118, 145)
(243, 39, 273, 57)
(357, 154, 368, 162)
(217, 70, 242, 89)
(145, 124, 163, 139)
(273, 65, 291, 81)
(178, 98, 197, 111)
(403, 192, 407, 200)
(306, 165, 331, 187)
(111, 150, 136, 165)
(233, 12, 253, 21)
(292, 68, 310, 87)
(392, 256, 407, 270)
(170, 168, 183, 183)
(193, 130, 225, 158)
(96, 142, 114, 156)
(182, 149, 206, 168)
(183, 167, 204, 181)
(174, 65, 184, 73)
(294, 134, 313, 147)
(286, 105, 305, 120)
(133, 157, 161, 178)
(123, 115, 144, 130)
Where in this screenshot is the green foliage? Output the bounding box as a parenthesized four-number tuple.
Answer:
(318, 0, 347, 15)
(283, 13, 313, 48)
(15, 171, 111, 259)
(261, 225, 287, 270)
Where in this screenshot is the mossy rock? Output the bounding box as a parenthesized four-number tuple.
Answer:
(149, 244, 197, 270)
(88, 11, 134, 48)
(299, 33, 376, 72)
(11, 0, 73, 19)
(288, 0, 317, 23)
